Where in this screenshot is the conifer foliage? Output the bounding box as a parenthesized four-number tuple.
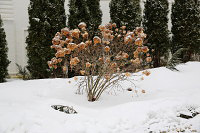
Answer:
(143, 0, 170, 67)
(26, 0, 66, 79)
(0, 15, 10, 82)
(68, 0, 90, 30)
(171, 0, 200, 62)
(109, 0, 142, 30)
(86, 0, 102, 35)
(68, 0, 102, 37)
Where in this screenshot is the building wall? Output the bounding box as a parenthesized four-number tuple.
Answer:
(0, 0, 111, 75)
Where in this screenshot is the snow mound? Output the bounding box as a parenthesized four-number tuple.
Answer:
(0, 62, 200, 133)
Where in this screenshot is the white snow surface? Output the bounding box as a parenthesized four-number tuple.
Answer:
(0, 62, 200, 133)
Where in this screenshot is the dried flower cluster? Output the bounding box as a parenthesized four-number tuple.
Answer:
(48, 22, 151, 101)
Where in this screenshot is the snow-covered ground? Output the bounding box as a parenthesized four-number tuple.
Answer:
(0, 62, 200, 133)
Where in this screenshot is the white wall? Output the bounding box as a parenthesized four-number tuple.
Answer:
(1, 0, 111, 75)
(13, 0, 29, 72)
(1, 0, 16, 74)
(100, 1, 110, 25)
(3, 20, 16, 74)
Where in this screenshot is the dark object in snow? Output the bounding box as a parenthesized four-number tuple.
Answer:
(127, 88, 133, 91)
(51, 105, 77, 114)
(179, 112, 200, 119)
(178, 106, 200, 119)
(179, 113, 193, 119)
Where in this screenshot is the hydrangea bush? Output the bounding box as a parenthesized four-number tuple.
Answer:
(48, 22, 151, 101)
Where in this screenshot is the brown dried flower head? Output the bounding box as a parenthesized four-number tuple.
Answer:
(71, 29, 80, 38)
(67, 43, 77, 51)
(86, 62, 92, 68)
(52, 37, 60, 45)
(127, 32, 135, 38)
(55, 50, 65, 58)
(48, 61, 53, 68)
(78, 42, 86, 50)
(98, 57, 103, 62)
(61, 27, 70, 36)
(104, 41, 110, 45)
(146, 57, 152, 62)
(51, 57, 57, 64)
(70, 57, 80, 66)
(60, 40, 66, 47)
(115, 28, 119, 32)
(138, 33, 147, 39)
(98, 25, 106, 31)
(93, 36, 101, 45)
(121, 26, 126, 30)
(142, 46, 149, 53)
(104, 46, 110, 53)
(112, 23, 117, 28)
(64, 48, 71, 55)
(122, 52, 129, 59)
(135, 38, 143, 46)
(124, 36, 132, 44)
(117, 34, 122, 38)
(78, 22, 87, 29)
(54, 45, 63, 51)
(65, 38, 73, 44)
(123, 30, 126, 34)
(74, 57, 80, 63)
(142, 70, 151, 76)
(58, 58, 62, 63)
(141, 90, 146, 93)
(125, 72, 131, 77)
(55, 32, 61, 37)
(82, 32, 88, 39)
(134, 51, 139, 58)
(135, 27, 144, 34)
(80, 70, 85, 75)
(136, 47, 142, 52)
(85, 40, 92, 46)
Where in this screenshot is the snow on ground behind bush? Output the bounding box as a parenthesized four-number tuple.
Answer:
(0, 62, 200, 133)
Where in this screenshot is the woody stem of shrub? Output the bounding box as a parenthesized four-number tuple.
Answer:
(86, 73, 126, 101)
(95, 74, 126, 100)
(63, 59, 68, 78)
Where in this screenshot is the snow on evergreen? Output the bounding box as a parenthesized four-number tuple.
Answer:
(141, 0, 174, 33)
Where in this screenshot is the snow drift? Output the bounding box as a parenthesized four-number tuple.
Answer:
(0, 62, 200, 133)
